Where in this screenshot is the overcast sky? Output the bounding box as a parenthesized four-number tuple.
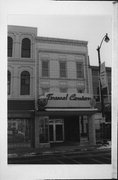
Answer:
(6, 0, 113, 67)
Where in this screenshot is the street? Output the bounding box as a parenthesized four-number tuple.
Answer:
(8, 149, 111, 164)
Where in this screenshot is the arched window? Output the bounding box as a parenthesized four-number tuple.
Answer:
(20, 71, 30, 95)
(21, 38, 31, 58)
(8, 37, 13, 57)
(8, 71, 11, 95)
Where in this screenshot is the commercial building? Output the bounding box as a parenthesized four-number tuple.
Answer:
(8, 25, 99, 149)
(91, 66, 111, 141)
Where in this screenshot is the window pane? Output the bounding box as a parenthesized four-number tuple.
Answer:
(21, 71, 30, 95)
(21, 38, 31, 58)
(60, 61, 66, 78)
(42, 61, 49, 77)
(76, 62, 84, 78)
(8, 37, 13, 57)
(8, 71, 11, 95)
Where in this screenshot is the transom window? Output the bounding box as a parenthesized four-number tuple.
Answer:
(76, 62, 84, 78)
(8, 37, 13, 57)
(20, 71, 30, 95)
(42, 61, 49, 77)
(21, 38, 31, 58)
(60, 61, 67, 78)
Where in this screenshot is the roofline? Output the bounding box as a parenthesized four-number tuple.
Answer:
(36, 36, 88, 46)
(8, 25, 37, 30)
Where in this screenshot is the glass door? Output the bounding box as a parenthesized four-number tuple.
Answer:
(55, 124, 64, 142)
(49, 119, 64, 143)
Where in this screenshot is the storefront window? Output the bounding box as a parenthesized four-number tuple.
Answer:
(8, 119, 31, 145)
(39, 117, 49, 143)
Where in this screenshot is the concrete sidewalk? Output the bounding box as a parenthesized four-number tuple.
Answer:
(8, 142, 111, 158)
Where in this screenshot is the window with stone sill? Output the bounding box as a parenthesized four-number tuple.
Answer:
(8, 37, 13, 57)
(42, 60, 49, 77)
(59, 61, 67, 78)
(20, 71, 30, 95)
(21, 38, 31, 58)
(76, 62, 84, 78)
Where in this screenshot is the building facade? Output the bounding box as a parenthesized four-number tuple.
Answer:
(91, 66, 111, 141)
(8, 25, 98, 149)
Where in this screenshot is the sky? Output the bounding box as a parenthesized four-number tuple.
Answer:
(6, 0, 113, 67)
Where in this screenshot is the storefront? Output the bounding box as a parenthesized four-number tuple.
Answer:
(34, 93, 98, 148)
(8, 100, 35, 148)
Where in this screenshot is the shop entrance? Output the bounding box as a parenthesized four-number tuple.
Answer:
(49, 119, 64, 143)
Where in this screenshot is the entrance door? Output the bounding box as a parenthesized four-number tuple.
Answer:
(49, 119, 64, 143)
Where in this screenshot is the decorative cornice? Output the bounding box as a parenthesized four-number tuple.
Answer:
(36, 36, 88, 46)
(38, 48, 87, 56)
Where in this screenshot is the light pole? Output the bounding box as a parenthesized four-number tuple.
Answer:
(97, 33, 110, 118)
(97, 33, 110, 143)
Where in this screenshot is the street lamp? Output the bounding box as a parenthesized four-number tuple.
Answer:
(97, 33, 110, 118)
(97, 34, 110, 143)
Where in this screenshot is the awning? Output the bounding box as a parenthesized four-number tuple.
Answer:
(36, 108, 99, 116)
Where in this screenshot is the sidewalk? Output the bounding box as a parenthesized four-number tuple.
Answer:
(8, 141, 111, 158)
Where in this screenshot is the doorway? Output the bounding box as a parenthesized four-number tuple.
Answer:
(49, 119, 64, 143)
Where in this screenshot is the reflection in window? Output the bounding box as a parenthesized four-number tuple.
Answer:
(20, 71, 30, 95)
(21, 38, 31, 58)
(8, 37, 13, 57)
(8, 71, 11, 95)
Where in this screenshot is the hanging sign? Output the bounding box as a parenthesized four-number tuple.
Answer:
(100, 62, 108, 89)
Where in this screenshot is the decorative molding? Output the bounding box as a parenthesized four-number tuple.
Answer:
(38, 48, 87, 56)
(36, 36, 88, 46)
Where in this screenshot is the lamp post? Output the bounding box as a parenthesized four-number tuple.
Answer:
(97, 33, 110, 118)
(97, 34, 110, 143)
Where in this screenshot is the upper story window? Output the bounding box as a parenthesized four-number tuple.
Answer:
(8, 37, 13, 57)
(8, 71, 11, 95)
(42, 61, 49, 77)
(20, 71, 30, 95)
(21, 38, 31, 58)
(76, 62, 84, 78)
(60, 61, 67, 78)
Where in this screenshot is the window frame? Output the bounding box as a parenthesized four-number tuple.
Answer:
(8, 36, 13, 57)
(76, 62, 84, 79)
(41, 60, 49, 77)
(21, 38, 31, 58)
(59, 61, 67, 78)
(20, 71, 30, 95)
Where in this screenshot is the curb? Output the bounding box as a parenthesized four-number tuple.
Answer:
(8, 146, 111, 159)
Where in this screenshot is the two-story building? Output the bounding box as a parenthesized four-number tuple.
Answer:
(8, 25, 98, 149)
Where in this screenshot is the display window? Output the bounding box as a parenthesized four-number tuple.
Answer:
(8, 119, 31, 145)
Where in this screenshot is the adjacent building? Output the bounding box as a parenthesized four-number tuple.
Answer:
(8, 25, 106, 149)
